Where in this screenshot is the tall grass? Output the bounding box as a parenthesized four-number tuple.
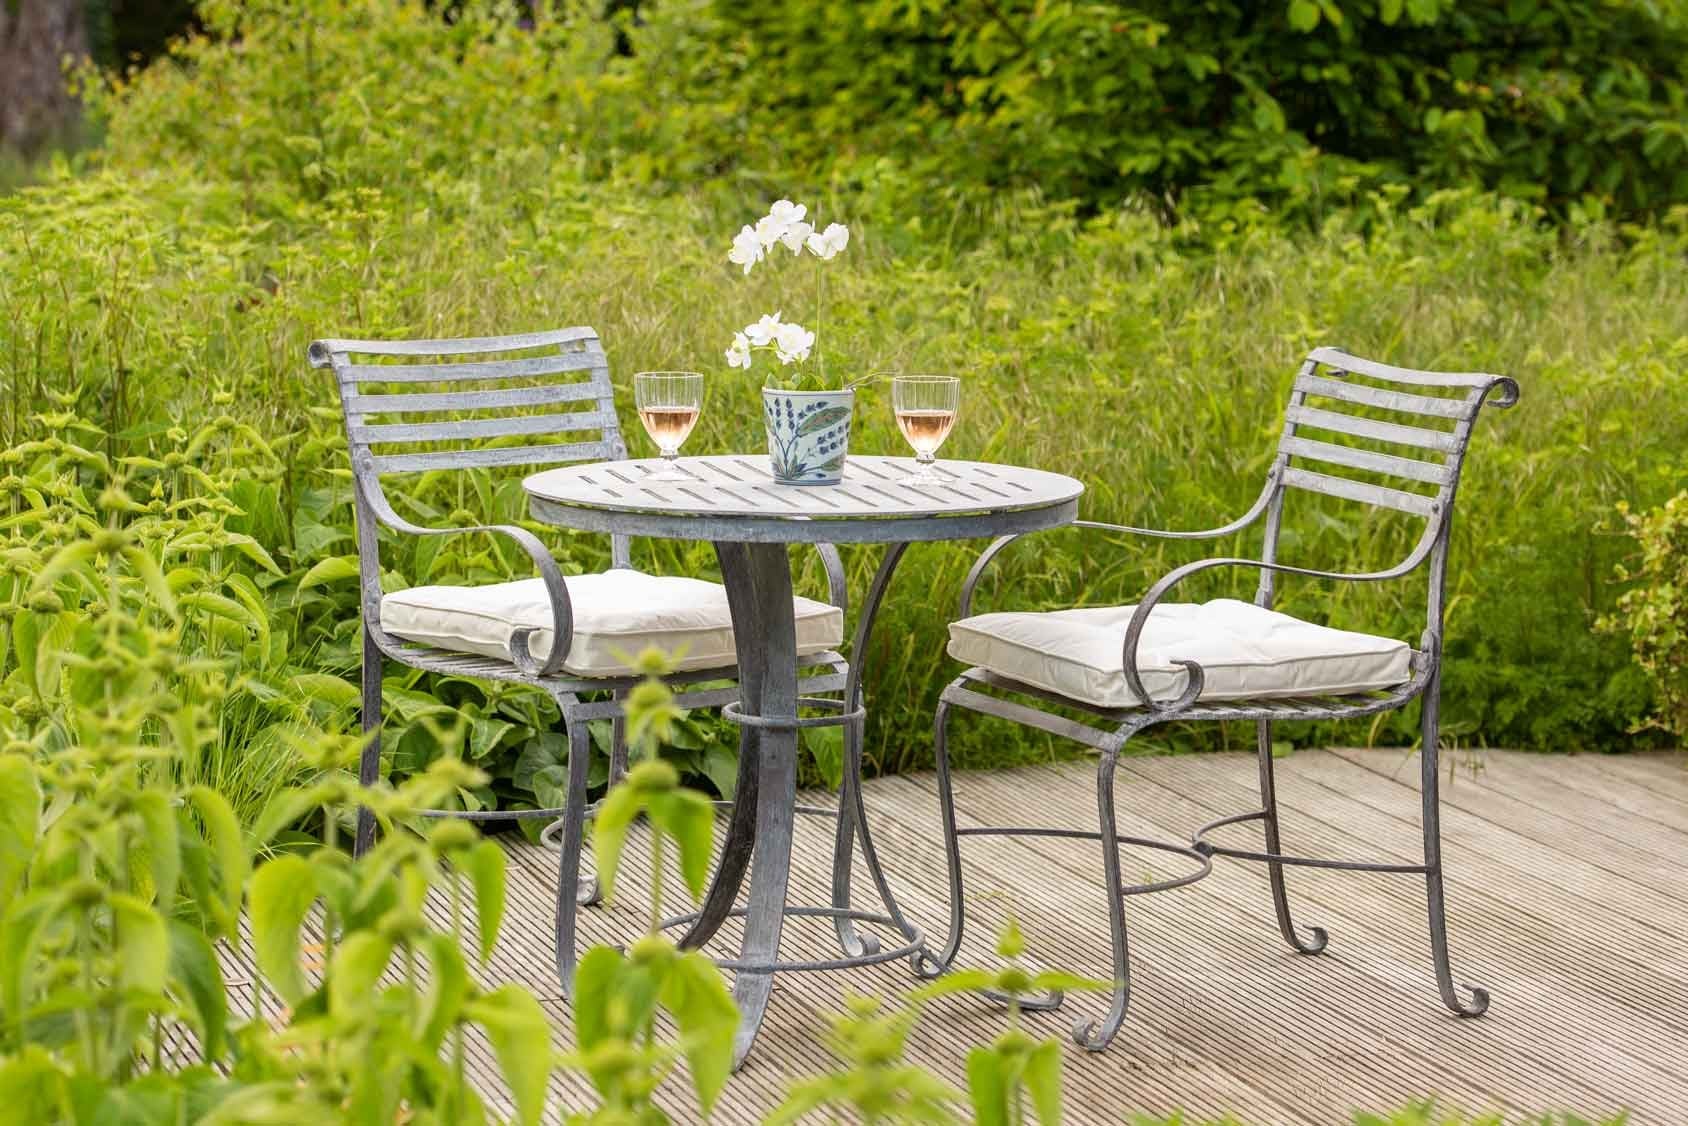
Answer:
(5, 165, 1682, 784)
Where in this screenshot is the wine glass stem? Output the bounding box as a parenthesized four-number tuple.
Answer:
(917, 451, 935, 466)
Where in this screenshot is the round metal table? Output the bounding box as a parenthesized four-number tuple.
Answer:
(524, 453, 1084, 1067)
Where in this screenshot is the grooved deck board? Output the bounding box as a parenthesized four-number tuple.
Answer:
(396, 750, 1688, 1122)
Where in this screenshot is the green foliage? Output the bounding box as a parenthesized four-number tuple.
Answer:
(662, 0, 1688, 225)
(770, 995, 964, 1124)
(0, 517, 558, 1121)
(566, 655, 738, 1123)
(1599, 491, 1688, 740)
(9, 0, 1687, 799)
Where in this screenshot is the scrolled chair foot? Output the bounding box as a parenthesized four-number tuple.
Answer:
(838, 930, 882, 959)
(1446, 982, 1490, 1018)
(1068, 989, 1129, 1053)
(578, 874, 602, 908)
(1288, 923, 1330, 956)
(909, 947, 948, 980)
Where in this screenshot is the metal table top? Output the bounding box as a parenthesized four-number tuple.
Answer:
(523, 454, 1084, 543)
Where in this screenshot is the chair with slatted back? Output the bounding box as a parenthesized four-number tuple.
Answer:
(308, 327, 849, 995)
(921, 346, 1518, 1051)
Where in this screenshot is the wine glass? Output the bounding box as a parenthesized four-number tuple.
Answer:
(891, 374, 959, 485)
(634, 371, 703, 481)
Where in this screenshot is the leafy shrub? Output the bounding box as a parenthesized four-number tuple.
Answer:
(1600, 491, 1688, 741)
(643, 0, 1688, 225)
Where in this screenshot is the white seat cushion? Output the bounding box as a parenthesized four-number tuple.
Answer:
(381, 570, 844, 677)
(947, 598, 1411, 708)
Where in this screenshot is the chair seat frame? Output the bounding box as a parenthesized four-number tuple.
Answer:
(309, 328, 854, 995)
(921, 347, 1519, 1051)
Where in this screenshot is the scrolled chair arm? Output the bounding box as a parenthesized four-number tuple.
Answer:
(956, 478, 1279, 619)
(1119, 544, 1432, 712)
(813, 542, 848, 612)
(354, 455, 573, 678)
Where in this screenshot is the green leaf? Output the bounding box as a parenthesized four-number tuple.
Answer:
(188, 787, 250, 940)
(0, 755, 41, 905)
(1023, 1039, 1064, 1123)
(646, 789, 714, 902)
(467, 840, 506, 965)
(590, 783, 643, 902)
(0, 891, 59, 1025)
(796, 405, 852, 437)
(660, 950, 738, 1113)
(121, 545, 179, 620)
(110, 894, 169, 995)
(250, 854, 316, 1003)
(419, 932, 469, 1050)
(296, 555, 362, 594)
(1027, 969, 1112, 994)
(1287, 0, 1320, 31)
(329, 931, 394, 1020)
(291, 673, 360, 712)
(966, 1046, 1011, 1126)
(464, 985, 552, 1126)
(910, 968, 998, 1002)
(169, 919, 229, 1060)
(571, 945, 626, 1051)
(0, 1047, 67, 1122)
(133, 790, 181, 911)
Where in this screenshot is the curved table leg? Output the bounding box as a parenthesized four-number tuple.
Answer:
(676, 543, 763, 951)
(728, 543, 802, 1069)
(832, 543, 923, 959)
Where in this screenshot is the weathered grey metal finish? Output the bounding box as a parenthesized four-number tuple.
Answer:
(306, 328, 850, 981)
(929, 347, 1519, 1051)
(523, 453, 1084, 1069)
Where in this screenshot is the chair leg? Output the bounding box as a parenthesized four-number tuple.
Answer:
(575, 694, 630, 911)
(353, 627, 383, 858)
(1420, 677, 1490, 1017)
(1072, 744, 1134, 1052)
(914, 697, 966, 978)
(1255, 719, 1328, 955)
(553, 711, 593, 1001)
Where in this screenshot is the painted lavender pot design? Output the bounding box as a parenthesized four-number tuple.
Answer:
(763, 388, 854, 485)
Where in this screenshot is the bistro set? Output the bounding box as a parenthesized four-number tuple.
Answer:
(308, 328, 1518, 1068)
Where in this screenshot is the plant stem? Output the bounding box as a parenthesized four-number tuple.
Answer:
(648, 830, 665, 936)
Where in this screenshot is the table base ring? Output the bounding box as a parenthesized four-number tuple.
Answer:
(722, 697, 866, 731)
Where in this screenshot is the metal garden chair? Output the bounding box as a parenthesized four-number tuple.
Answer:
(922, 346, 1518, 1050)
(308, 327, 850, 994)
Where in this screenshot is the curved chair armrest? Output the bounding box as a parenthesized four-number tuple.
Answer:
(356, 464, 573, 677)
(957, 481, 1276, 619)
(812, 543, 849, 612)
(1120, 550, 1426, 712)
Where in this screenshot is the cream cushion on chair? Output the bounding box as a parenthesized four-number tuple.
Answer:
(947, 598, 1411, 709)
(381, 570, 844, 677)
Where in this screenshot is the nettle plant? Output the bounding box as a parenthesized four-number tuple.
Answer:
(723, 198, 852, 392)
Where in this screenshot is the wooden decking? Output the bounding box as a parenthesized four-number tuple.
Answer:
(428, 750, 1688, 1122)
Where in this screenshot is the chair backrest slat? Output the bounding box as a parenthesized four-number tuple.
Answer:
(1278, 435, 1452, 486)
(1304, 345, 1499, 391)
(311, 327, 597, 360)
(340, 351, 601, 384)
(349, 409, 614, 446)
(1293, 372, 1472, 420)
(371, 441, 610, 473)
(1283, 404, 1460, 454)
(343, 380, 603, 417)
(1280, 466, 1439, 517)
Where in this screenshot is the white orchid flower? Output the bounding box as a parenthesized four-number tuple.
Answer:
(767, 199, 807, 227)
(728, 224, 764, 275)
(725, 332, 753, 369)
(753, 213, 785, 249)
(806, 222, 850, 260)
(744, 312, 784, 347)
(780, 220, 814, 254)
(773, 321, 816, 365)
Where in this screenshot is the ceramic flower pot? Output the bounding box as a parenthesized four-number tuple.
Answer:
(763, 387, 854, 485)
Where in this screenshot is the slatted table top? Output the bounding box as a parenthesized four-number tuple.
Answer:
(524, 455, 1085, 543)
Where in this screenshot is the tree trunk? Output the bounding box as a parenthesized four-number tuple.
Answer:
(0, 0, 90, 154)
